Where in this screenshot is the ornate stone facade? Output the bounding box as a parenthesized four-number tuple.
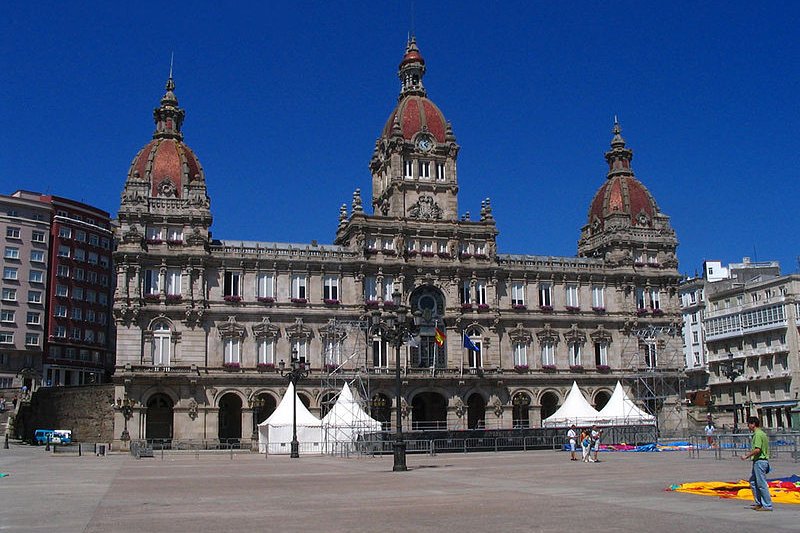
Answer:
(112, 39, 684, 446)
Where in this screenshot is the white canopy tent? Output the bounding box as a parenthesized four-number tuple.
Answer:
(596, 381, 655, 425)
(321, 382, 383, 453)
(258, 382, 323, 454)
(542, 381, 601, 427)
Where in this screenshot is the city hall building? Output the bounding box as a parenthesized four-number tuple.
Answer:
(112, 39, 684, 446)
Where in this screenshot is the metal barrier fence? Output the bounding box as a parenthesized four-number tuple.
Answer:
(688, 432, 800, 463)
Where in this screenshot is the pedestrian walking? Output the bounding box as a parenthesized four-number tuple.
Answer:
(740, 416, 773, 511)
(567, 424, 578, 461)
(580, 428, 593, 462)
(704, 420, 715, 447)
(591, 425, 603, 462)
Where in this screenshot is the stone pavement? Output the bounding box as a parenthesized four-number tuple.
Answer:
(1, 443, 798, 532)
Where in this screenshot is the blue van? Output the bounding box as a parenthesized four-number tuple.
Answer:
(34, 429, 72, 445)
(34, 429, 55, 445)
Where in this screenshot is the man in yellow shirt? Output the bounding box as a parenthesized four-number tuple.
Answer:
(740, 416, 772, 511)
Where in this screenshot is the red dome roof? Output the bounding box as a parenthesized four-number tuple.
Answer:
(588, 174, 658, 228)
(127, 138, 204, 198)
(382, 95, 447, 143)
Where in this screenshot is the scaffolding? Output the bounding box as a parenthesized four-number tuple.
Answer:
(318, 318, 376, 454)
(621, 324, 686, 436)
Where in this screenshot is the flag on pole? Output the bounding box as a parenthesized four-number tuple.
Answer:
(434, 327, 446, 347)
(463, 333, 480, 352)
(406, 333, 420, 348)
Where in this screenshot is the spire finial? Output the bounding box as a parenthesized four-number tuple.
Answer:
(398, 37, 426, 98)
(605, 119, 633, 177)
(153, 67, 185, 141)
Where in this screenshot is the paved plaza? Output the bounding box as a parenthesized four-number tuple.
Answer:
(1, 443, 798, 532)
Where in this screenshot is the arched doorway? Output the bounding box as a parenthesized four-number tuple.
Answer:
(467, 394, 486, 429)
(218, 393, 242, 441)
(540, 391, 560, 424)
(411, 392, 447, 430)
(594, 390, 612, 411)
(512, 392, 531, 428)
(146, 393, 174, 441)
(371, 393, 391, 431)
(252, 393, 277, 435)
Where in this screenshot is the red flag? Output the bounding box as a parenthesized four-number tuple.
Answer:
(434, 327, 446, 347)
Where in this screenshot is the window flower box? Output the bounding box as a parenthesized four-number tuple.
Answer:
(382, 301, 396, 309)
(290, 298, 307, 305)
(634, 261, 646, 267)
(636, 308, 648, 317)
(437, 252, 452, 259)
(459, 253, 472, 259)
(652, 308, 664, 316)
(323, 299, 340, 305)
(539, 305, 554, 313)
(256, 363, 275, 372)
(477, 303, 490, 311)
(565, 306, 580, 313)
(324, 363, 338, 373)
(512, 304, 527, 310)
(541, 365, 557, 373)
(381, 249, 396, 256)
(166, 294, 183, 303)
(406, 250, 418, 257)
(223, 362, 241, 370)
(145, 239, 163, 245)
(224, 295, 242, 303)
(461, 303, 474, 311)
(420, 251, 436, 258)
(473, 253, 489, 260)
(144, 294, 161, 302)
(569, 365, 584, 373)
(591, 306, 606, 313)
(257, 296, 275, 304)
(365, 300, 380, 309)
(596, 365, 611, 374)
(166, 239, 183, 245)
(513, 364, 529, 373)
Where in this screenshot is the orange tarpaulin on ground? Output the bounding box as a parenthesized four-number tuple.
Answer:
(667, 475, 800, 505)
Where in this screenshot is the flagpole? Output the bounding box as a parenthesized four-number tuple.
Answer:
(460, 330, 464, 378)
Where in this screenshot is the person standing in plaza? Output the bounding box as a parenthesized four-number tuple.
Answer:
(704, 420, 715, 447)
(740, 416, 772, 511)
(567, 424, 578, 461)
(591, 425, 603, 462)
(580, 428, 593, 462)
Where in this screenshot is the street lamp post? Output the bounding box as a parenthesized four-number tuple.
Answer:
(369, 290, 422, 472)
(115, 397, 136, 443)
(722, 352, 744, 433)
(279, 348, 309, 459)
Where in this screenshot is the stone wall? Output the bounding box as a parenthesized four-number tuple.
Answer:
(17, 384, 115, 443)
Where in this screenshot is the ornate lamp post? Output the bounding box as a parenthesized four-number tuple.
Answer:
(115, 397, 136, 443)
(279, 348, 309, 458)
(369, 290, 422, 472)
(722, 352, 744, 433)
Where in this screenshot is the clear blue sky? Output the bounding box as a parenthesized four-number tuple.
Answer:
(2, 2, 798, 276)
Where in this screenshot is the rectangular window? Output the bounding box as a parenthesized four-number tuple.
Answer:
(143, 269, 160, 295)
(72, 287, 83, 301)
(54, 326, 67, 338)
(99, 256, 109, 268)
(6, 227, 21, 239)
(648, 289, 660, 310)
(513, 342, 528, 367)
(257, 338, 275, 365)
(30, 270, 44, 283)
(403, 159, 413, 179)
(565, 284, 579, 308)
(73, 248, 85, 262)
(383, 276, 395, 301)
(153, 333, 171, 367)
(224, 271, 242, 297)
(594, 342, 608, 366)
(475, 281, 487, 305)
(30, 249, 44, 262)
(100, 237, 110, 249)
(256, 273, 275, 299)
(323, 275, 339, 301)
(55, 285, 68, 297)
(418, 160, 430, 179)
(372, 337, 389, 368)
(54, 305, 67, 318)
(0, 310, 13, 323)
(541, 342, 555, 366)
(2, 267, 17, 280)
(635, 288, 646, 309)
(59, 226, 72, 239)
(291, 339, 309, 361)
(146, 227, 162, 241)
(84, 329, 95, 343)
(98, 293, 108, 305)
(569, 343, 582, 366)
(323, 339, 341, 366)
(28, 291, 42, 304)
(591, 285, 605, 309)
(436, 162, 446, 180)
(539, 283, 552, 307)
(4, 247, 19, 259)
(223, 338, 240, 364)
(2, 288, 17, 301)
(31, 231, 46, 243)
(166, 269, 181, 296)
(511, 283, 525, 306)
(0, 332, 13, 344)
(86, 309, 95, 323)
(421, 240, 433, 253)
(88, 234, 99, 246)
(87, 252, 98, 265)
(71, 308, 83, 320)
(644, 343, 657, 368)
(167, 227, 183, 241)
(75, 230, 86, 242)
(692, 331, 699, 344)
(364, 276, 378, 301)
(461, 281, 471, 305)
(291, 275, 307, 299)
(87, 271, 97, 283)
(26, 312, 40, 325)
(57, 245, 70, 258)
(74, 268, 84, 281)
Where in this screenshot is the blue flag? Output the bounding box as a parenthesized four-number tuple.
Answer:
(463, 334, 480, 352)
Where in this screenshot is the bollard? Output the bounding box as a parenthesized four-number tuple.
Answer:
(45, 436, 50, 452)
(78, 443, 82, 457)
(4, 433, 8, 449)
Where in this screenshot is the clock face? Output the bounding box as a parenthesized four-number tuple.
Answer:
(417, 136, 433, 152)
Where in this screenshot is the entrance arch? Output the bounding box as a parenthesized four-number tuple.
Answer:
(320, 391, 337, 418)
(252, 393, 277, 434)
(540, 391, 560, 424)
(512, 392, 531, 428)
(145, 393, 174, 440)
(411, 391, 447, 430)
(594, 390, 612, 411)
(467, 394, 486, 429)
(218, 393, 242, 441)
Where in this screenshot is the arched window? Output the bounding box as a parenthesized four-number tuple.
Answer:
(465, 327, 482, 369)
(152, 321, 171, 368)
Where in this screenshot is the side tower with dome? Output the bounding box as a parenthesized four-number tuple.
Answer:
(111, 40, 686, 450)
